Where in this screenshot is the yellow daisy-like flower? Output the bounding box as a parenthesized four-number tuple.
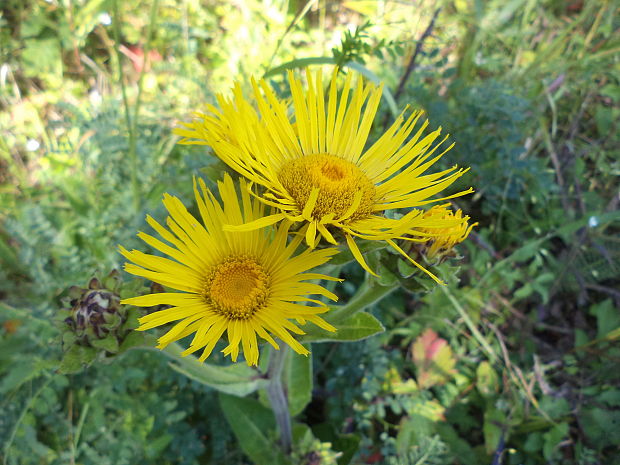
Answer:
(175, 68, 474, 282)
(119, 174, 339, 366)
(417, 204, 477, 260)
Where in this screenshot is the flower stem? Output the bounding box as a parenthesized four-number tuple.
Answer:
(266, 343, 292, 453)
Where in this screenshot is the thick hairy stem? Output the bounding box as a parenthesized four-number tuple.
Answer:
(266, 343, 292, 453)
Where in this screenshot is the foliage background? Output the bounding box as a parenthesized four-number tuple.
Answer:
(1, 0, 619, 464)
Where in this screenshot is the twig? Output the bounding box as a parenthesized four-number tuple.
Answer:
(394, 8, 441, 101)
(382, 8, 441, 130)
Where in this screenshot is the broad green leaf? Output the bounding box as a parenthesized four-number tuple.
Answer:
(119, 331, 146, 352)
(329, 241, 386, 266)
(90, 336, 120, 353)
(590, 299, 620, 339)
(164, 343, 267, 396)
(476, 361, 499, 398)
(396, 415, 435, 455)
(0, 358, 50, 393)
(580, 407, 620, 448)
(218, 393, 289, 465)
(411, 329, 456, 389)
(435, 423, 478, 465)
(301, 312, 384, 343)
(483, 407, 506, 455)
(286, 349, 312, 416)
(542, 422, 568, 461)
(326, 279, 397, 324)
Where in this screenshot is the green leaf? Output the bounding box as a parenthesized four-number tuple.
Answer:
(58, 345, 92, 374)
(580, 407, 620, 448)
(590, 299, 620, 339)
(435, 423, 478, 465)
(476, 361, 499, 398)
(326, 279, 397, 324)
(411, 329, 456, 389)
(121, 307, 142, 330)
(264, 57, 336, 78)
(483, 407, 506, 455)
(312, 423, 360, 465)
(301, 312, 384, 343)
(0, 358, 48, 393)
(119, 331, 146, 352)
(396, 414, 435, 454)
(164, 343, 267, 396)
(329, 241, 386, 266)
(286, 349, 312, 416)
(90, 336, 120, 353)
(542, 422, 568, 461)
(218, 393, 289, 465)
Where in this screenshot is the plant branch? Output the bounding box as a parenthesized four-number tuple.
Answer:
(266, 343, 292, 453)
(383, 8, 441, 130)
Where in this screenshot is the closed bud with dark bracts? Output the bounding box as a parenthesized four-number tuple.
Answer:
(57, 270, 146, 374)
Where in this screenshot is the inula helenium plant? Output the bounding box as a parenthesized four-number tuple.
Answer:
(117, 66, 475, 455)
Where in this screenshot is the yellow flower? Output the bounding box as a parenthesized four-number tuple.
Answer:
(175, 68, 473, 282)
(119, 174, 339, 366)
(417, 204, 477, 260)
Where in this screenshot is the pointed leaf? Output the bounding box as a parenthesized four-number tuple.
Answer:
(286, 349, 312, 416)
(301, 312, 384, 343)
(219, 393, 289, 465)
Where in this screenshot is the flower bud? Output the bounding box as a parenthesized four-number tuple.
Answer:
(416, 205, 477, 263)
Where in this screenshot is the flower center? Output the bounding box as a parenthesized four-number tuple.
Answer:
(203, 256, 269, 319)
(278, 154, 376, 221)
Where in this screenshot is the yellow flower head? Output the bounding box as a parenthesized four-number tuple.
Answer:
(119, 174, 339, 366)
(175, 68, 473, 282)
(417, 204, 477, 260)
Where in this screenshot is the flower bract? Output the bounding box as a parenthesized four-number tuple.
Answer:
(119, 174, 339, 366)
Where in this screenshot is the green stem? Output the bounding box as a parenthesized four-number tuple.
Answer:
(327, 278, 398, 324)
(439, 285, 497, 363)
(111, 0, 137, 210)
(266, 343, 292, 453)
(111, 0, 159, 212)
(130, 0, 160, 160)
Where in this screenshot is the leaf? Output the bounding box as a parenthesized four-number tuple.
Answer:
(301, 312, 384, 343)
(476, 361, 499, 398)
(313, 423, 360, 465)
(218, 393, 289, 465)
(435, 423, 478, 465)
(90, 336, 120, 353)
(164, 343, 267, 396)
(542, 422, 568, 461)
(590, 299, 620, 339)
(580, 407, 620, 448)
(0, 358, 48, 393)
(286, 349, 312, 416)
(325, 279, 397, 324)
(119, 331, 146, 352)
(58, 345, 96, 374)
(483, 407, 506, 455)
(396, 414, 435, 455)
(411, 329, 457, 389)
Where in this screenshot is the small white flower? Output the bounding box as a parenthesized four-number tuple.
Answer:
(26, 139, 40, 151)
(99, 13, 112, 26)
(588, 216, 599, 228)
